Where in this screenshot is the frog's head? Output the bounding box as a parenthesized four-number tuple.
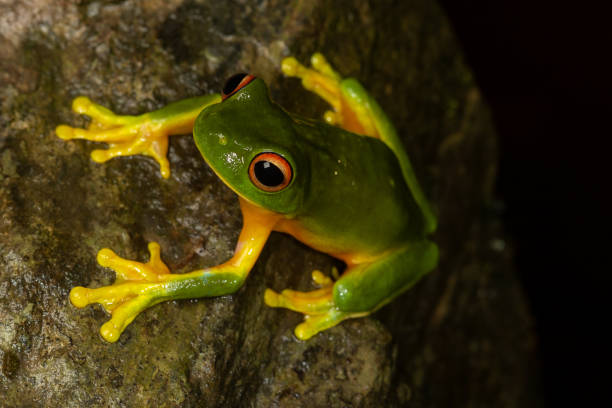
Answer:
(193, 74, 309, 215)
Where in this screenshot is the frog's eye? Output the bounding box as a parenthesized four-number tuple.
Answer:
(248, 153, 293, 192)
(222, 73, 256, 101)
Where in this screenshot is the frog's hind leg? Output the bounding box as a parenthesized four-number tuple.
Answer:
(264, 270, 335, 315)
(264, 270, 365, 340)
(265, 241, 438, 340)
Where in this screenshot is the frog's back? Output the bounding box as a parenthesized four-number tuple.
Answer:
(277, 117, 426, 258)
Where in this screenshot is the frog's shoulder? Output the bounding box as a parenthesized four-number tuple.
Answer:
(288, 113, 394, 163)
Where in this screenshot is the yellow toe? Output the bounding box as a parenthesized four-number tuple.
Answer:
(264, 288, 280, 307)
(323, 111, 337, 125)
(159, 161, 171, 179)
(56, 125, 75, 140)
(281, 57, 300, 77)
(90, 149, 110, 163)
(294, 322, 314, 340)
(96, 248, 116, 267)
(100, 320, 121, 343)
(311, 270, 333, 287)
(72, 96, 92, 114)
(70, 286, 90, 308)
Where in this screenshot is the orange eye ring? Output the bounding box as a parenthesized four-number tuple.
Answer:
(248, 152, 293, 192)
(221, 73, 256, 101)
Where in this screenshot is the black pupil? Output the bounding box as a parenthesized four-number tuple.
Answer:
(254, 160, 284, 187)
(223, 73, 248, 96)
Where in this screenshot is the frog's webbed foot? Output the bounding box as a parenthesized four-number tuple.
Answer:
(57, 94, 220, 178)
(56, 97, 173, 178)
(282, 53, 377, 137)
(264, 269, 366, 340)
(70, 242, 173, 342)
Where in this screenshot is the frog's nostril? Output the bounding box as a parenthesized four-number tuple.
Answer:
(222, 73, 255, 101)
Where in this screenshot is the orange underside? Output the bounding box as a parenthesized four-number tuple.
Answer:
(340, 98, 372, 137)
(274, 217, 380, 267)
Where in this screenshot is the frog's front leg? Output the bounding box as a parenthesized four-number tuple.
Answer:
(56, 94, 221, 178)
(71, 198, 278, 342)
(265, 241, 438, 340)
(282, 53, 379, 138)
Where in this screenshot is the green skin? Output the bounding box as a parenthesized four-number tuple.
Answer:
(193, 78, 438, 313)
(63, 66, 438, 341)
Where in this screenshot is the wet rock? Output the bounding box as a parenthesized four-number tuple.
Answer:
(0, 0, 538, 406)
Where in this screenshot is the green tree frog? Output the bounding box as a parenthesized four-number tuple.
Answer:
(56, 54, 438, 343)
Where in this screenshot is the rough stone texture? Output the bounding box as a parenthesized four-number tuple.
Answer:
(0, 0, 539, 407)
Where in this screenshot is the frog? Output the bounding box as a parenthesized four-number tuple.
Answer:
(56, 53, 438, 343)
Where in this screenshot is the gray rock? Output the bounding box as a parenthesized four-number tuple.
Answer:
(0, 0, 539, 406)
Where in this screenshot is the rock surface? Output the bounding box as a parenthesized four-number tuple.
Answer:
(0, 0, 539, 406)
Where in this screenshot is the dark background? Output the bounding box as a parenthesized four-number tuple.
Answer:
(438, 1, 610, 406)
